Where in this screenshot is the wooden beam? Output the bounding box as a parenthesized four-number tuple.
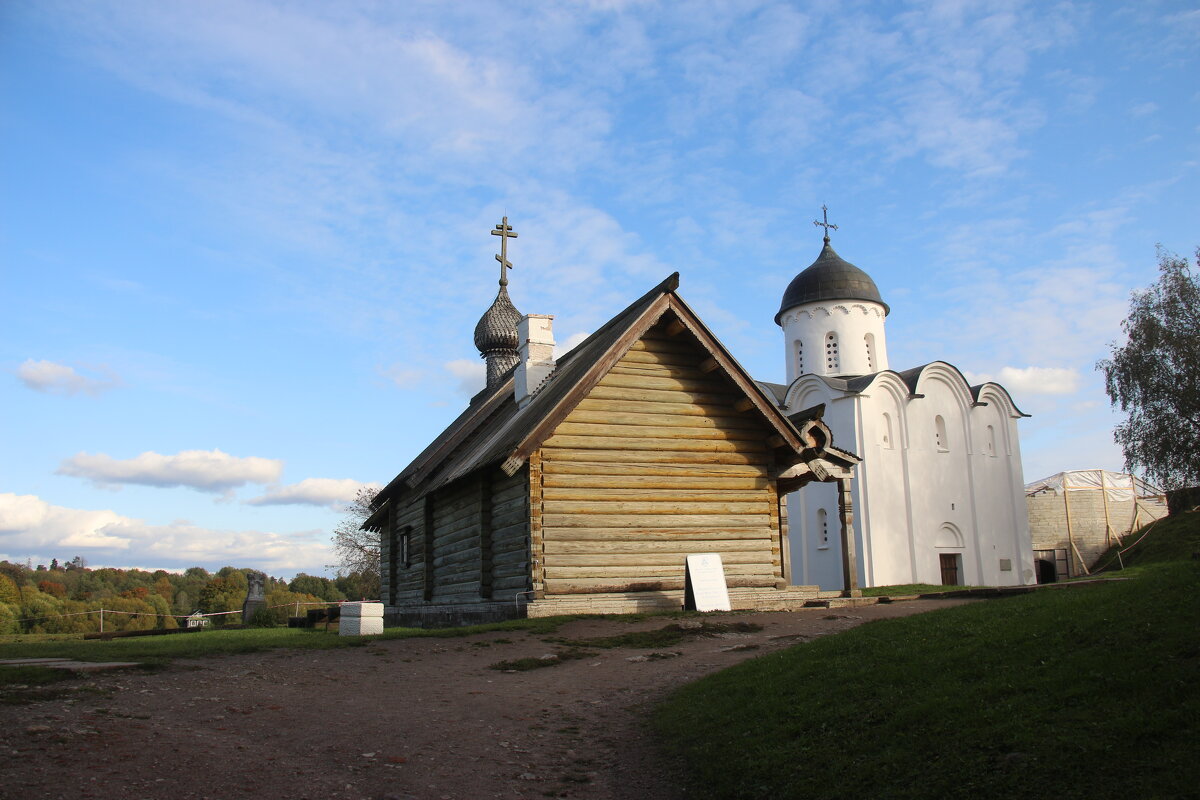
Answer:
(699, 357, 720, 373)
(734, 398, 755, 413)
(478, 473, 493, 600)
(664, 319, 686, 337)
(837, 477, 860, 598)
(422, 494, 435, 602)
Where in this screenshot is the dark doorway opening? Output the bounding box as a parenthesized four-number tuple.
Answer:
(1033, 548, 1070, 582)
(939, 553, 962, 586)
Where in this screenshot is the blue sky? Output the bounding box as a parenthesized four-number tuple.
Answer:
(2, 1, 1197, 579)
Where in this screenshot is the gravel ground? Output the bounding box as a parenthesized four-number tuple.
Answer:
(0, 599, 967, 800)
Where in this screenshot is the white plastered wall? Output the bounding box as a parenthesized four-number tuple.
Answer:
(782, 365, 1034, 591)
(779, 301, 889, 382)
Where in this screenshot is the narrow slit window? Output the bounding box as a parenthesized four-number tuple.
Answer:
(865, 333, 875, 371)
(795, 339, 804, 375)
(818, 508, 829, 548)
(986, 425, 996, 456)
(882, 412, 893, 449)
(825, 332, 839, 371)
(935, 415, 948, 452)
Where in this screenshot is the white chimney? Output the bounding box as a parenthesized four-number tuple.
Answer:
(515, 314, 555, 408)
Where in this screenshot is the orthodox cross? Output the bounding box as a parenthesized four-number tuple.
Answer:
(813, 205, 838, 242)
(491, 216, 518, 286)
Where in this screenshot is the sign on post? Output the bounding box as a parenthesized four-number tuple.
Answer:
(684, 553, 732, 612)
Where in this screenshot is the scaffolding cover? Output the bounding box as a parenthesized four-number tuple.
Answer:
(1024, 469, 1164, 502)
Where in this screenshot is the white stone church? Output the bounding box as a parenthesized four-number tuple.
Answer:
(759, 228, 1036, 590)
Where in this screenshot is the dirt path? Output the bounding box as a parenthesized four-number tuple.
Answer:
(0, 599, 966, 800)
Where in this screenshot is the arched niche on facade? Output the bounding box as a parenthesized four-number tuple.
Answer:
(934, 522, 964, 549)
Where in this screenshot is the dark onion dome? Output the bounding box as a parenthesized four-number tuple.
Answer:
(775, 240, 889, 325)
(474, 285, 522, 354)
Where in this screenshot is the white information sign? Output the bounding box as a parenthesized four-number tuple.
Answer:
(684, 553, 732, 612)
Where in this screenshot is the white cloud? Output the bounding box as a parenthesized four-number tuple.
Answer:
(380, 364, 424, 389)
(0, 493, 131, 549)
(964, 366, 1082, 396)
(445, 358, 486, 396)
(16, 359, 119, 396)
(554, 331, 591, 358)
(0, 493, 333, 575)
(1130, 101, 1159, 117)
(56, 449, 283, 493)
(246, 478, 381, 509)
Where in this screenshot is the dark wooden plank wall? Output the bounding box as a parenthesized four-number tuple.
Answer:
(383, 467, 530, 606)
(536, 323, 783, 595)
(489, 467, 532, 597)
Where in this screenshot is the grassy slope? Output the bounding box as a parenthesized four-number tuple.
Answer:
(1092, 509, 1200, 573)
(654, 515, 1200, 800)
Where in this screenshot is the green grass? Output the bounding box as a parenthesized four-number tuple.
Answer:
(0, 665, 99, 705)
(654, 545, 1199, 799)
(490, 648, 598, 671)
(1092, 509, 1200, 572)
(0, 614, 609, 666)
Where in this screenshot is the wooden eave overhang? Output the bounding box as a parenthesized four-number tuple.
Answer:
(361, 498, 390, 533)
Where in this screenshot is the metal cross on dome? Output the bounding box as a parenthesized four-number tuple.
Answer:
(491, 216, 518, 286)
(813, 205, 838, 242)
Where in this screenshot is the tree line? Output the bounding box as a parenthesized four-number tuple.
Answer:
(0, 559, 377, 635)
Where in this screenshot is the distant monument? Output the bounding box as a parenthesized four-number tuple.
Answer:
(242, 571, 267, 623)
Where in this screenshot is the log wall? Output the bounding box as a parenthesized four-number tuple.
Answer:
(535, 323, 784, 595)
(382, 467, 530, 606)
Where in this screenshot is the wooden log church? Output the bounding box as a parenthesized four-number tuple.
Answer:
(363, 218, 861, 624)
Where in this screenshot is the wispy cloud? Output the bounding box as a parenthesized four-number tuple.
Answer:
(964, 366, 1081, 395)
(57, 449, 283, 493)
(554, 331, 591, 358)
(17, 359, 120, 396)
(444, 359, 485, 396)
(246, 478, 380, 509)
(379, 364, 424, 389)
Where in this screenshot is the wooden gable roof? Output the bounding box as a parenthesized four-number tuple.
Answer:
(370, 273, 858, 516)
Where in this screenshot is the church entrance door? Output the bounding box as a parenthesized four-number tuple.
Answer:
(939, 553, 962, 586)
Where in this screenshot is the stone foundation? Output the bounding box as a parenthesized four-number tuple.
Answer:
(524, 585, 823, 618)
(383, 585, 826, 626)
(383, 601, 526, 629)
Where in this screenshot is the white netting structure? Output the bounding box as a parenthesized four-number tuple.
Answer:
(1025, 469, 1165, 503)
(1025, 469, 1168, 577)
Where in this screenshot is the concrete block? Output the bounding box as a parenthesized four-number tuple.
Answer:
(340, 602, 384, 618)
(339, 616, 384, 636)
